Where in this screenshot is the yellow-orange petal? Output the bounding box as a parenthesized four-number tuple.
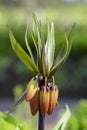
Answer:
(26, 86, 38, 102)
(40, 86, 49, 116)
(48, 86, 58, 115)
(25, 79, 39, 102)
(52, 88, 58, 110)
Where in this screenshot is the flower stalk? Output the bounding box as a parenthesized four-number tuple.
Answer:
(38, 110, 45, 130)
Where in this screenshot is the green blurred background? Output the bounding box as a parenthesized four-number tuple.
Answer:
(0, 0, 87, 98)
(0, 0, 87, 130)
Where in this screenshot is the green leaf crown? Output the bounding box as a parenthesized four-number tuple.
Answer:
(8, 14, 74, 79)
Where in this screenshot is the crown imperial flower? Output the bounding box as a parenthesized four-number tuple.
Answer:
(8, 14, 74, 117)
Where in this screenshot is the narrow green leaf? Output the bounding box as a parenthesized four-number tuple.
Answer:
(45, 22, 55, 70)
(32, 14, 44, 72)
(66, 23, 75, 40)
(49, 32, 69, 76)
(64, 32, 71, 61)
(41, 22, 55, 76)
(8, 89, 27, 114)
(53, 105, 71, 130)
(41, 44, 48, 76)
(49, 24, 75, 77)
(32, 14, 42, 56)
(31, 30, 38, 53)
(0, 112, 18, 126)
(8, 25, 39, 75)
(25, 23, 34, 61)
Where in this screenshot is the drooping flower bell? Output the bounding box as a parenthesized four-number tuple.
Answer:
(25, 76, 59, 116)
(25, 77, 40, 115)
(25, 77, 39, 102)
(40, 85, 50, 116)
(48, 84, 58, 115)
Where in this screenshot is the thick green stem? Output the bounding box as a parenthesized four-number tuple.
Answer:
(38, 111, 45, 130)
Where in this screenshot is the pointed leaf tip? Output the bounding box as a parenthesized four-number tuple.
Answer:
(53, 105, 71, 130)
(25, 23, 34, 61)
(8, 25, 39, 74)
(49, 25, 74, 77)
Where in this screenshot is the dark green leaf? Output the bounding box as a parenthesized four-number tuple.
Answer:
(8, 25, 39, 75)
(8, 89, 27, 114)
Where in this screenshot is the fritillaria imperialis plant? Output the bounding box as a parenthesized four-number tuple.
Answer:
(8, 14, 74, 130)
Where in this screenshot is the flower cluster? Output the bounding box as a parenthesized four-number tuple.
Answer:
(25, 76, 58, 116)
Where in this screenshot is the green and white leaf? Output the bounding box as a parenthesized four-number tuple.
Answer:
(8, 89, 27, 114)
(45, 22, 55, 71)
(53, 105, 71, 130)
(42, 44, 48, 76)
(8, 25, 39, 75)
(42, 22, 55, 76)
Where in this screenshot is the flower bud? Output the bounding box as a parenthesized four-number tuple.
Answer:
(40, 86, 50, 116)
(30, 89, 39, 116)
(48, 84, 58, 115)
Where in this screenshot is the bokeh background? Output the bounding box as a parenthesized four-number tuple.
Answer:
(0, 0, 87, 130)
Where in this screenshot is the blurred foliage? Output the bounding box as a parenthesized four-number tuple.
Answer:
(0, 110, 37, 130)
(14, 101, 38, 130)
(0, 3, 87, 55)
(66, 100, 87, 130)
(0, 112, 24, 130)
(13, 85, 24, 100)
(55, 56, 87, 89)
